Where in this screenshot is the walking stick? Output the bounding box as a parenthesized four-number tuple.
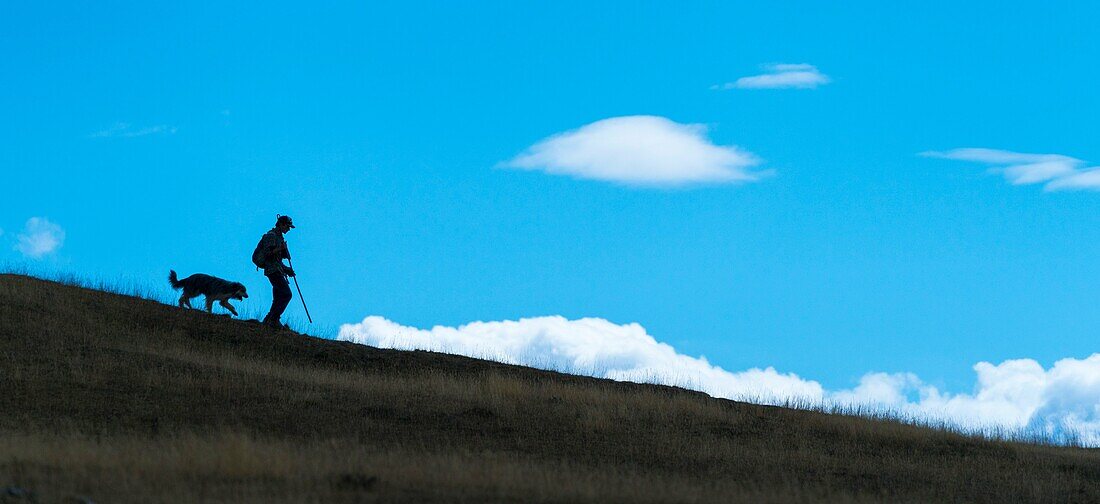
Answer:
(287, 257, 313, 324)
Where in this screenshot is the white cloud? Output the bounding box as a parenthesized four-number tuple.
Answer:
(90, 122, 177, 138)
(15, 217, 65, 259)
(1044, 168, 1100, 191)
(339, 315, 822, 400)
(340, 314, 1100, 445)
(714, 63, 831, 90)
(859, 357, 1100, 445)
(922, 148, 1100, 191)
(502, 116, 766, 187)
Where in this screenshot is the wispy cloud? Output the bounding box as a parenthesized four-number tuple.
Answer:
(340, 314, 1100, 445)
(713, 63, 831, 90)
(922, 148, 1100, 191)
(90, 122, 177, 139)
(502, 115, 766, 187)
(15, 217, 65, 259)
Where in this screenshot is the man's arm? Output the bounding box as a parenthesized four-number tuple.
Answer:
(258, 233, 294, 275)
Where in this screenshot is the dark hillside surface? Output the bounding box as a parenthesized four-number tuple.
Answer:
(1, 273, 1099, 503)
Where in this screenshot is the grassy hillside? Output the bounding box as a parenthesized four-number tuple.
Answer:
(1, 274, 1099, 503)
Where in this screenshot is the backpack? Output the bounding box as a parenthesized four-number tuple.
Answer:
(251, 236, 268, 270)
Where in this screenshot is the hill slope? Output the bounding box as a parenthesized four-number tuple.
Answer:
(1, 274, 1098, 503)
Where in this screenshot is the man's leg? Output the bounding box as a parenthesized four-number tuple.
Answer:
(263, 273, 293, 325)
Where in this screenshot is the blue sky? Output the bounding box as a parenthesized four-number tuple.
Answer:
(4, 1, 1100, 410)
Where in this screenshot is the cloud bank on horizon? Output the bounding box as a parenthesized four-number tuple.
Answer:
(923, 148, 1100, 191)
(713, 63, 831, 90)
(503, 115, 766, 187)
(340, 315, 1100, 445)
(15, 217, 65, 259)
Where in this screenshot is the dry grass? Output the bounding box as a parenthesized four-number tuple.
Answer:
(4, 433, 835, 504)
(2, 273, 1100, 503)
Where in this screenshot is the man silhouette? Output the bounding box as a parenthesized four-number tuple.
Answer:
(256, 215, 296, 328)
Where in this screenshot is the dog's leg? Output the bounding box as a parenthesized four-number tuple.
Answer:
(205, 297, 214, 313)
(219, 300, 239, 317)
(178, 293, 188, 308)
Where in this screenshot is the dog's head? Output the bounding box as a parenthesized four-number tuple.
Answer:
(231, 283, 249, 300)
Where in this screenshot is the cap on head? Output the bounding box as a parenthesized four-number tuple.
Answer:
(276, 214, 296, 229)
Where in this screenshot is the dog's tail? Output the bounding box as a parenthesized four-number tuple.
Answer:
(168, 270, 183, 290)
